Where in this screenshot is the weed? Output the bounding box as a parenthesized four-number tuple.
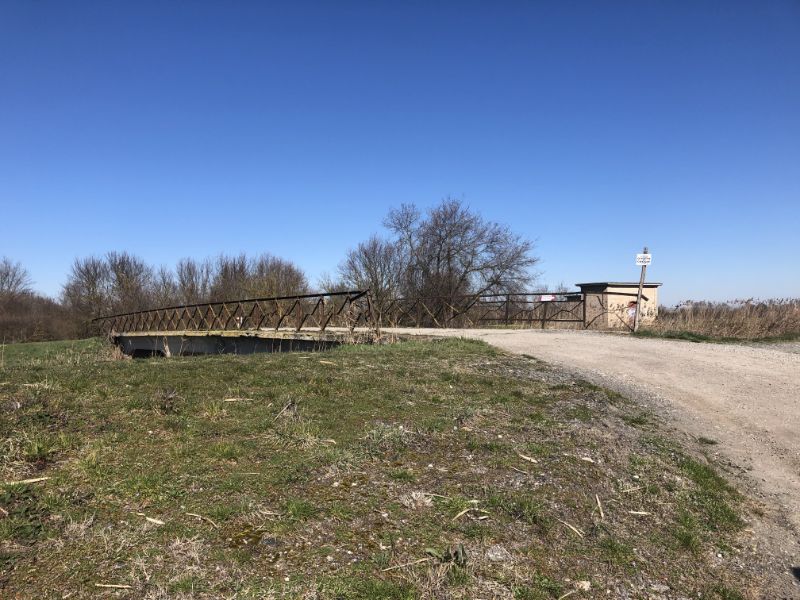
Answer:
(466, 439, 504, 453)
(514, 573, 563, 599)
(457, 522, 489, 541)
(153, 387, 182, 414)
(388, 468, 415, 482)
(708, 584, 745, 600)
(599, 537, 634, 566)
(210, 442, 241, 461)
(320, 577, 415, 599)
(426, 543, 467, 567)
(622, 412, 650, 428)
(446, 564, 470, 586)
(170, 575, 204, 593)
(487, 492, 550, 530)
(565, 403, 593, 422)
(0, 485, 48, 542)
(680, 459, 730, 491)
(679, 457, 742, 530)
(673, 528, 700, 552)
(362, 423, 412, 456)
(283, 498, 317, 522)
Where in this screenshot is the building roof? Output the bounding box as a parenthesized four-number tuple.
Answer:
(575, 282, 662, 288)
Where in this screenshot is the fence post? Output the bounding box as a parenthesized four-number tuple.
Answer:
(528, 295, 534, 328)
(505, 295, 510, 325)
(367, 291, 380, 337)
(582, 295, 587, 329)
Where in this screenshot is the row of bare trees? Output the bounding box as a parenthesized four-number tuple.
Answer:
(1, 253, 309, 341)
(63, 252, 308, 318)
(2, 198, 538, 340)
(61, 253, 309, 336)
(0, 258, 74, 342)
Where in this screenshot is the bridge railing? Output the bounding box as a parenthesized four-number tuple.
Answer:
(94, 289, 646, 336)
(93, 290, 373, 335)
(379, 293, 585, 329)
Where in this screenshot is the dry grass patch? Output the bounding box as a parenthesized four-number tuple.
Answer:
(642, 298, 800, 341)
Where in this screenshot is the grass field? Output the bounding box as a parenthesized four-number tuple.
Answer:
(0, 338, 756, 598)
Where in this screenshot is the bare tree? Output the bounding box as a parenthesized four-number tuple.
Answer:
(206, 253, 308, 301)
(386, 198, 538, 301)
(62, 252, 155, 333)
(335, 199, 537, 325)
(337, 235, 404, 319)
(176, 257, 213, 304)
(152, 265, 178, 307)
(247, 254, 308, 298)
(61, 256, 113, 325)
(106, 251, 155, 313)
(209, 254, 250, 301)
(317, 271, 350, 294)
(0, 257, 33, 297)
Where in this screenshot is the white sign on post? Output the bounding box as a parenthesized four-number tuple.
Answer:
(635, 253, 652, 266)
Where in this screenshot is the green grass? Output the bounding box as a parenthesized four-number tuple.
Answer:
(621, 412, 651, 428)
(635, 329, 800, 344)
(709, 585, 745, 600)
(0, 337, 752, 597)
(679, 457, 742, 531)
(487, 492, 551, 531)
(673, 511, 701, 552)
(513, 573, 563, 599)
(598, 536, 634, 566)
(320, 577, 415, 599)
(0, 336, 107, 366)
(634, 329, 715, 343)
(283, 498, 318, 522)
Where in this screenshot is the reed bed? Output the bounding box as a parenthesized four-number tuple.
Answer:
(645, 299, 800, 340)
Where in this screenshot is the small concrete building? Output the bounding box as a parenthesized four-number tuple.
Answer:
(577, 282, 662, 330)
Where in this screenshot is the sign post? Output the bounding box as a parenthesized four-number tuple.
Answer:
(633, 247, 651, 332)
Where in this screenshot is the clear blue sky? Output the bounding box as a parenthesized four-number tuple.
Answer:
(1, 1, 798, 305)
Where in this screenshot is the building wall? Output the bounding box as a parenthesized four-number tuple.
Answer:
(583, 293, 609, 329)
(604, 286, 659, 329)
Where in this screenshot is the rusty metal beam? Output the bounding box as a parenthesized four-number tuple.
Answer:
(93, 290, 374, 336)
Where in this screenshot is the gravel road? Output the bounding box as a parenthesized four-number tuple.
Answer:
(387, 327, 800, 591)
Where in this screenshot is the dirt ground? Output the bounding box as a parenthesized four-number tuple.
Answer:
(386, 328, 800, 596)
